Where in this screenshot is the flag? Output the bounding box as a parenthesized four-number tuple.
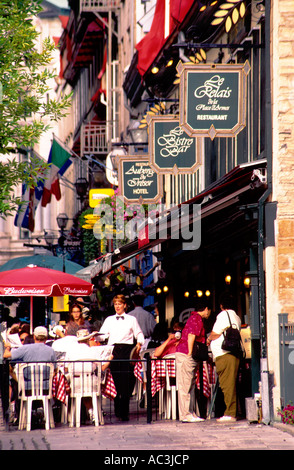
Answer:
(41, 137, 72, 207)
(135, 0, 195, 77)
(14, 178, 44, 232)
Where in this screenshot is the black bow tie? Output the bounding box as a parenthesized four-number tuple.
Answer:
(116, 315, 124, 320)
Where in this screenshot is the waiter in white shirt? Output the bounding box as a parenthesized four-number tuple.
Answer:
(99, 294, 144, 421)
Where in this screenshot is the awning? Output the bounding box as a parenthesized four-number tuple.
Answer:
(61, 19, 104, 81)
(72, 21, 103, 67)
(75, 265, 93, 283)
(91, 159, 268, 279)
(91, 43, 107, 104)
(135, 0, 196, 77)
(0, 254, 83, 275)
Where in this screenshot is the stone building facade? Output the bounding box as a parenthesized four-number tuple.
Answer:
(266, 0, 294, 413)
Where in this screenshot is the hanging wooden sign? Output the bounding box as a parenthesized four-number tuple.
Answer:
(118, 156, 163, 204)
(177, 61, 251, 140)
(146, 114, 202, 174)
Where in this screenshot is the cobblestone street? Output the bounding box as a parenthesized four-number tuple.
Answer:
(1, 418, 294, 451)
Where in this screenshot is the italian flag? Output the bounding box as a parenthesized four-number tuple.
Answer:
(41, 137, 72, 207)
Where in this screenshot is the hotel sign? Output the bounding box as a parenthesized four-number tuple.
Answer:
(146, 115, 202, 174)
(118, 157, 163, 204)
(177, 61, 251, 140)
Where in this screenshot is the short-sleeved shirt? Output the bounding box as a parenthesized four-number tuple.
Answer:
(210, 309, 241, 360)
(176, 311, 205, 355)
(11, 343, 56, 363)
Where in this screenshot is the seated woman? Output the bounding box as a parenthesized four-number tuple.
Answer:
(56, 303, 91, 338)
(153, 322, 184, 358)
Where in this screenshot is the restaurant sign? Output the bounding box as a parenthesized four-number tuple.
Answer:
(118, 157, 163, 204)
(146, 114, 202, 174)
(177, 61, 251, 140)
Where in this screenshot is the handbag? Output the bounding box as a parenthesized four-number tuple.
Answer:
(222, 311, 245, 359)
(192, 340, 209, 361)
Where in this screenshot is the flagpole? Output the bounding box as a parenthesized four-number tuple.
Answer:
(164, 0, 170, 39)
(30, 296, 33, 335)
(52, 133, 117, 176)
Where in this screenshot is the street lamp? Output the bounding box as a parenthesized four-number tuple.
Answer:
(56, 213, 69, 231)
(56, 213, 68, 272)
(75, 177, 88, 204)
(128, 125, 148, 144)
(44, 231, 55, 248)
(128, 121, 148, 153)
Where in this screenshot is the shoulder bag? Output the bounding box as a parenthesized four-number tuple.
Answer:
(222, 311, 245, 359)
(192, 340, 209, 361)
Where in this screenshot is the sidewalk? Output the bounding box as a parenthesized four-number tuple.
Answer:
(1, 418, 294, 451)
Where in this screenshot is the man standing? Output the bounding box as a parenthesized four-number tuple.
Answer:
(99, 294, 144, 421)
(175, 299, 211, 423)
(128, 292, 156, 349)
(207, 293, 241, 423)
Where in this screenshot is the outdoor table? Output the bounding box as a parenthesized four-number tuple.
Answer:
(134, 357, 215, 398)
(134, 357, 173, 397)
(101, 368, 117, 399)
(52, 370, 70, 404)
(53, 361, 117, 403)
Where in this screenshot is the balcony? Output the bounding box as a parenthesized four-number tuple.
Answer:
(80, 0, 121, 12)
(81, 122, 109, 156)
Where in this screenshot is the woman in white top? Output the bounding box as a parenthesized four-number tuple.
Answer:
(207, 293, 241, 423)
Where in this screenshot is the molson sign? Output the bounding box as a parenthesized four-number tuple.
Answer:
(177, 61, 251, 139)
(146, 114, 202, 174)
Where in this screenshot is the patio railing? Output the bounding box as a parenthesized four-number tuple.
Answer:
(1, 356, 211, 430)
(1, 357, 165, 430)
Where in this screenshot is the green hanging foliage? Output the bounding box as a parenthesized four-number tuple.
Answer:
(78, 208, 100, 264)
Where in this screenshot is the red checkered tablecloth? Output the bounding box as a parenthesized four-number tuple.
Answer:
(53, 368, 117, 402)
(101, 368, 117, 399)
(134, 358, 175, 397)
(52, 371, 70, 404)
(196, 363, 215, 398)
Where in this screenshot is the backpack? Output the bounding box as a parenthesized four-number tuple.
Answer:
(221, 311, 245, 359)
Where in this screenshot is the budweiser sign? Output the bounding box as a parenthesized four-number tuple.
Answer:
(3, 287, 47, 295)
(62, 288, 91, 295)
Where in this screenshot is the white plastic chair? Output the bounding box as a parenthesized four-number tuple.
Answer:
(17, 362, 55, 431)
(163, 354, 177, 420)
(68, 361, 104, 428)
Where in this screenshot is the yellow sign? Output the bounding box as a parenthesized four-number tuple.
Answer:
(89, 188, 115, 207)
(53, 295, 69, 312)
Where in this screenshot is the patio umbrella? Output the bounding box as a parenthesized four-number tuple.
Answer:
(0, 265, 94, 333)
(0, 254, 83, 275)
